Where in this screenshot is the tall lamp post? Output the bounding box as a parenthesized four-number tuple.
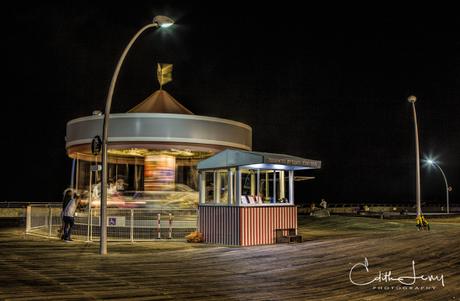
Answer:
(427, 159, 450, 214)
(100, 15, 174, 255)
(407, 95, 422, 218)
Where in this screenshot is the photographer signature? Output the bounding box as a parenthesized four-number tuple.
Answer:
(349, 258, 445, 287)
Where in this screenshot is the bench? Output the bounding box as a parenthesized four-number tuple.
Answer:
(275, 228, 302, 243)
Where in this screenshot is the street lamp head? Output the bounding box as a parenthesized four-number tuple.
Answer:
(407, 95, 417, 103)
(153, 15, 175, 28)
(427, 159, 434, 165)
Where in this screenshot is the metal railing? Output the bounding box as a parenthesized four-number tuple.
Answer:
(0, 202, 61, 208)
(25, 204, 198, 242)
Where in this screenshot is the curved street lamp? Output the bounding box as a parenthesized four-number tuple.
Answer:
(407, 95, 422, 218)
(100, 15, 174, 255)
(427, 159, 450, 214)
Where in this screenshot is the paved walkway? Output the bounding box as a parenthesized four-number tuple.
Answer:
(0, 216, 459, 300)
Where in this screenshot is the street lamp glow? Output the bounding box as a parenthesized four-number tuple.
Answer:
(99, 15, 174, 255)
(153, 15, 175, 27)
(425, 158, 450, 214)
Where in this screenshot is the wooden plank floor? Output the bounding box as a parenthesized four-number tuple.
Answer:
(0, 216, 459, 300)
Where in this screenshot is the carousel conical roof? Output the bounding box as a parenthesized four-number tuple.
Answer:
(128, 89, 193, 114)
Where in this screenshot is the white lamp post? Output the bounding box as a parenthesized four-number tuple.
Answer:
(407, 95, 422, 218)
(427, 159, 450, 214)
(100, 15, 174, 255)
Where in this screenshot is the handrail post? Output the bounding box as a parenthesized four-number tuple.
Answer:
(168, 213, 172, 239)
(48, 207, 53, 237)
(86, 209, 91, 242)
(130, 209, 134, 243)
(157, 213, 161, 239)
(26, 205, 31, 233)
(90, 209, 93, 241)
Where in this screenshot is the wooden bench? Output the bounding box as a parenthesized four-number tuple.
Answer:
(275, 228, 302, 243)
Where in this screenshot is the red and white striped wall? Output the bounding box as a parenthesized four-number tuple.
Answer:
(199, 206, 240, 245)
(198, 205, 297, 246)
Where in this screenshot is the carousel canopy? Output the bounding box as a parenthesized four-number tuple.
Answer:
(197, 149, 321, 171)
(128, 89, 193, 114)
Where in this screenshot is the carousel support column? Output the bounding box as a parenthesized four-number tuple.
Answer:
(134, 159, 138, 191)
(138, 160, 143, 191)
(87, 168, 93, 242)
(272, 171, 277, 203)
(70, 158, 76, 189)
(75, 157, 79, 193)
(288, 170, 294, 204)
(279, 170, 285, 199)
(250, 171, 256, 195)
(228, 168, 234, 205)
(235, 167, 242, 206)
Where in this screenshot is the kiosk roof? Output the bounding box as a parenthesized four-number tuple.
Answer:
(197, 149, 321, 171)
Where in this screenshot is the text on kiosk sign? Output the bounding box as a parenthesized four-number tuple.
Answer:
(265, 157, 321, 168)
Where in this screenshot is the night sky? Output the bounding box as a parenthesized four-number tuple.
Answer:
(3, 2, 459, 205)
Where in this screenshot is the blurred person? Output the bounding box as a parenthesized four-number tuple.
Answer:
(62, 193, 81, 241)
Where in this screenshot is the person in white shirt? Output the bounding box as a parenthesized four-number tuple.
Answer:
(62, 193, 81, 241)
(320, 199, 327, 209)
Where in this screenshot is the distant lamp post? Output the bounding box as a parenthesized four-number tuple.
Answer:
(426, 159, 450, 214)
(407, 95, 422, 218)
(100, 15, 174, 255)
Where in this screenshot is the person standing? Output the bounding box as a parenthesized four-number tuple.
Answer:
(59, 188, 73, 239)
(62, 193, 81, 241)
(320, 199, 327, 209)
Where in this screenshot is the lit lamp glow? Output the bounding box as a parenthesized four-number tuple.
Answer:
(154, 15, 174, 27)
(426, 159, 450, 214)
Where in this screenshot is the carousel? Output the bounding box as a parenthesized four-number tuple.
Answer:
(65, 65, 252, 210)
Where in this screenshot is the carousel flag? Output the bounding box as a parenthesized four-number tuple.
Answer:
(157, 63, 173, 89)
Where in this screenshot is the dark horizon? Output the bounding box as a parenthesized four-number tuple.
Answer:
(3, 3, 459, 204)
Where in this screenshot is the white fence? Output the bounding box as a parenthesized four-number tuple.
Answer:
(26, 204, 197, 241)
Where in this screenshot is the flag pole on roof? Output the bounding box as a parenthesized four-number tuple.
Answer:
(157, 63, 173, 90)
(128, 62, 193, 114)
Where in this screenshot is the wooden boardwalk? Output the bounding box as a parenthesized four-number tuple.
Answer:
(0, 216, 459, 300)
